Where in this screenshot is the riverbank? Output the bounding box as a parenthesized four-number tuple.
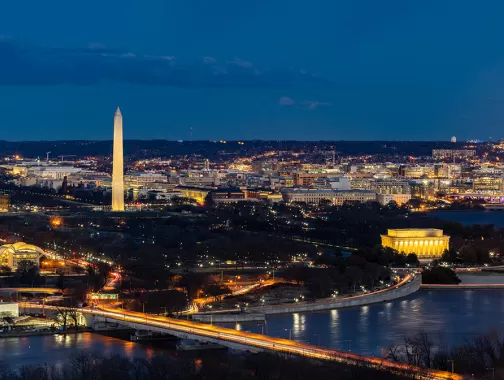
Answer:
(192, 313, 265, 322)
(421, 284, 504, 290)
(244, 274, 421, 315)
(0, 327, 90, 339)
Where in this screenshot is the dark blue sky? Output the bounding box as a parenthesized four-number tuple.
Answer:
(1, 0, 504, 141)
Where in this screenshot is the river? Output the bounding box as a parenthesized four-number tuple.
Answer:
(235, 283, 504, 357)
(3, 210, 503, 366)
(430, 209, 504, 227)
(2, 274, 504, 366)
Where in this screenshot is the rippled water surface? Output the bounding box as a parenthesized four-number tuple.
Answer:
(0, 333, 170, 368)
(3, 279, 504, 365)
(431, 210, 504, 227)
(234, 287, 504, 356)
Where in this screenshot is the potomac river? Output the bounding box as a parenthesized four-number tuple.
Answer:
(2, 274, 504, 366)
(3, 210, 504, 367)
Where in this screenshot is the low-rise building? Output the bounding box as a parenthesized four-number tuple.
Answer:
(177, 186, 212, 204)
(0, 194, 9, 212)
(211, 188, 246, 204)
(0, 242, 43, 271)
(125, 172, 168, 188)
(282, 189, 376, 205)
(381, 229, 450, 259)
(376, 193, 412, 205)
(0, 302, 19, 317)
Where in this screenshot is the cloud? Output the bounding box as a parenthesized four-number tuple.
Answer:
(203, 56, 217, 64)
(302, 100, 331, 110)
(280, 97, 330, 110)
(279, 96, 296, 106)
(230, 57, 254, 68)
(0, 39, 329, 88)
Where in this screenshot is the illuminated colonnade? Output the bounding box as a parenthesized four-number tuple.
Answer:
(381, 229, 450, 259)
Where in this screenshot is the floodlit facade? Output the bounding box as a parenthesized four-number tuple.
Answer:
(125, 173, 168, 188)
(381, 229, 450, 259)
(0, 194, 9, 212)
(0, 242, 43, 270)
(376, 193, 412, 205)
(282, 189, 376, 205)
(0, 303, 19, 317)
(178, 186, 211, 204)
(112, 107, 125, 211)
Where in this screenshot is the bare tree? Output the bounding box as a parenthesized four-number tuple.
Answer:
(55, 306, 70, 330)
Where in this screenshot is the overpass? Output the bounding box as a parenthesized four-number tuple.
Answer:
(30, 301, 461, 380)
(0, 287, 62, 297)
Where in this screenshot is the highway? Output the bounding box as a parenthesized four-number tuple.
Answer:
(243, 273, 417, 314)
(192, 279, 279, 312)
(28, 299, 461, 380)
(103, 271, 122, 291)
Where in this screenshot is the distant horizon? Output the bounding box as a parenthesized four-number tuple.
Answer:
(0, 138, 482, 143)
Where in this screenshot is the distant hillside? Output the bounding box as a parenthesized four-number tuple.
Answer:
(0, 140, 469, 160)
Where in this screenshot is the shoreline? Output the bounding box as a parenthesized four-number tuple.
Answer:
(421, 284, 504, 290)
(241, 275, 421, 315)
(0, 328, 90, 339)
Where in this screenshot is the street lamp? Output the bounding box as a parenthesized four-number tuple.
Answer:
(258, 324, 265, 335)
(486, 367, 495, 380)
(285, 328, 292, 340)
(447, 360, 454, 374)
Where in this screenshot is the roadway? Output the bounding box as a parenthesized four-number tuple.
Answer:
(243, 273, 418, 314)
(0, 287, 62, 295)
(27, 301, 461, 380)
(192, 279, 279, 312)
(103, 271, 122, 291)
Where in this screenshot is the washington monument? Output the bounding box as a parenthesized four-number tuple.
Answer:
(112, 107, 125, 211)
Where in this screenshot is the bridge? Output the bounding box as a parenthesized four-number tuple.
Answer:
(30, 303, 461, 380)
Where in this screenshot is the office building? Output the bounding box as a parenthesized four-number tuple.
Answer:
(472, 177, 504, 192)
(432, 149, 476, 160)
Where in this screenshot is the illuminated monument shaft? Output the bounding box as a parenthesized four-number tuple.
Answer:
(112, 107, 125, 211)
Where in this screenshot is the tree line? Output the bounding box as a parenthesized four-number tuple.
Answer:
(0, 351, 411, 380)
(387, 330, 504, 378)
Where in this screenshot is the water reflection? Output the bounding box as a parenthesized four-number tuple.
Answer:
(4, 286, 504, 366)
(254, 288, 504, 357)
(0, 333, 174, 368)
(292, 313, 306, 336)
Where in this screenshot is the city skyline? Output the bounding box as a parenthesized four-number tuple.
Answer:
(2, 2, 504, 379)
(1, 1, 504, 140)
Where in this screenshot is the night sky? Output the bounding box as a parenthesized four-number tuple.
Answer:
(1, 0, 504, 141)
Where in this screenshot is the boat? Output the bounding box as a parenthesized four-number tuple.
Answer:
(176, 339, 226, 351)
